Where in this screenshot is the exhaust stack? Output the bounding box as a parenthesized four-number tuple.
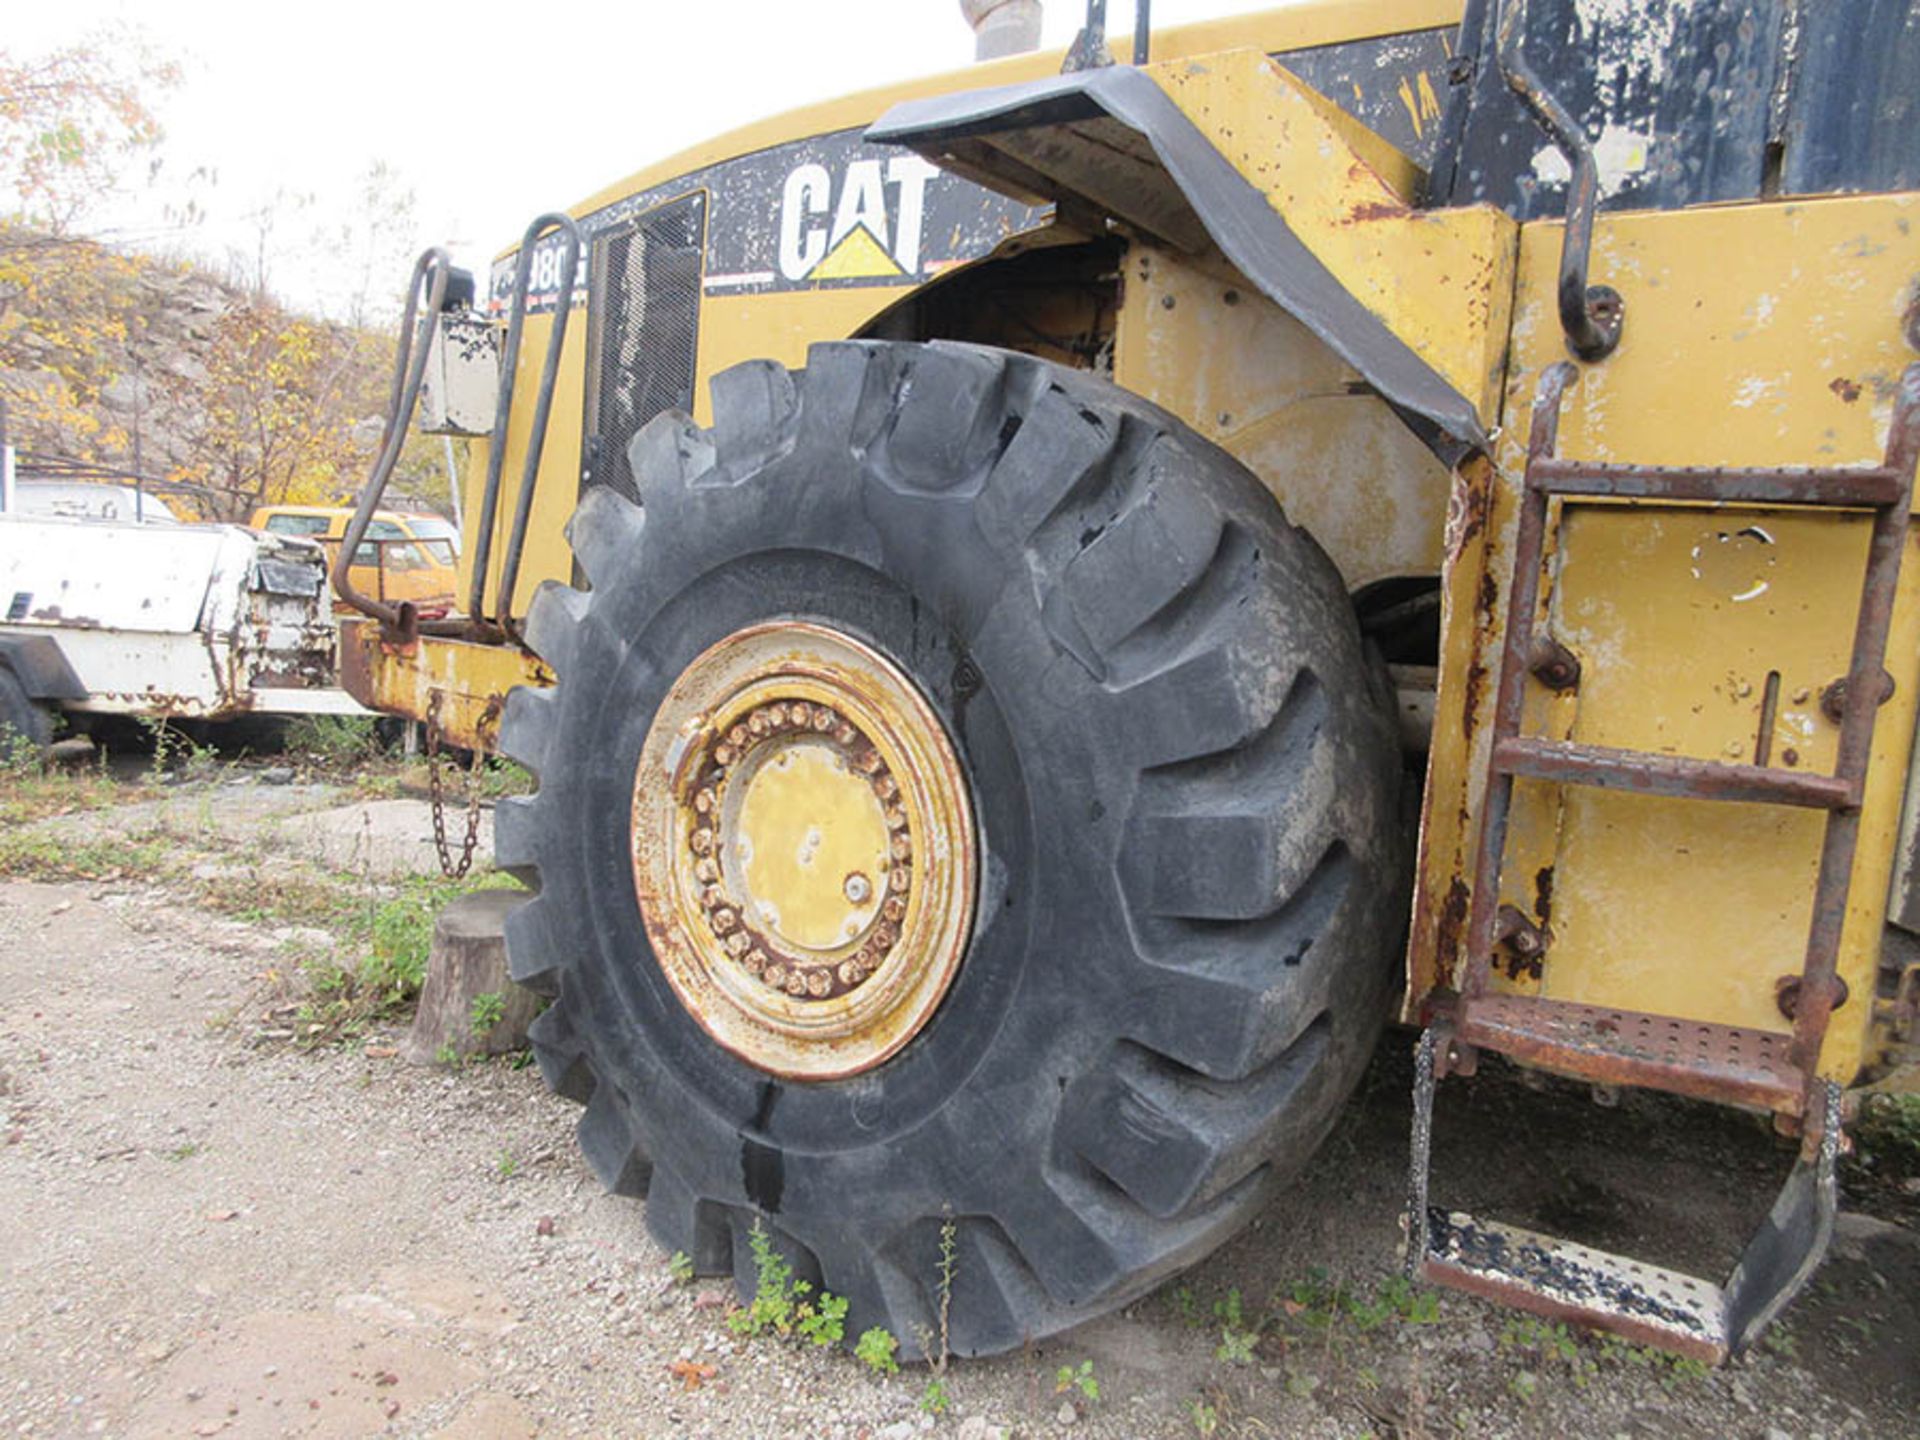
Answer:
(961, 0, 1043, 60)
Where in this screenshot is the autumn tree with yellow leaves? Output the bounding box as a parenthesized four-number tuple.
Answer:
(1, 36, 449, 522)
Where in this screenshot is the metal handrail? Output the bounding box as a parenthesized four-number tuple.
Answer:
(1495, 0, 1624, 362)
(334, 246, 452, 631)
(466, 212, 583, 627)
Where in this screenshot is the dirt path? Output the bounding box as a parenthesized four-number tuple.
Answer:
(1, 784, 1914, 1439)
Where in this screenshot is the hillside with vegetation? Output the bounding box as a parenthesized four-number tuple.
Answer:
(0, 37, 448, 521)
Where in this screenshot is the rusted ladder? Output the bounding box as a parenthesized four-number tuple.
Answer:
(1409, 359, 1920, 1362)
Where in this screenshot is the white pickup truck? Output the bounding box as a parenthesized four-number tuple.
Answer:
(0, 511, 366, 757)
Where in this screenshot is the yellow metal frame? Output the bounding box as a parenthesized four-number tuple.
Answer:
(345, 2, 1920, 1086)
(1411, 194, 1920, 1084)
(454, 0, 1464, 621)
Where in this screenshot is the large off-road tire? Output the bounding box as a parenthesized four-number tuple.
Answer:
(0, 667, 54, 764)
(497, 341, 1406, 1355)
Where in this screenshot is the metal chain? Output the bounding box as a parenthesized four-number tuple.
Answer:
(426, 698, 483, 879)
(1404, 1027, 1439, 1280)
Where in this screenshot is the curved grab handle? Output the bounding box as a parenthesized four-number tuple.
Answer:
(334, 247, 452, 632)
(467, 212, 583, 627)
(1495, 0, 1624, 362)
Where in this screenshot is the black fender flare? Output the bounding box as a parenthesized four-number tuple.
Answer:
(869, 64, 1488, 467)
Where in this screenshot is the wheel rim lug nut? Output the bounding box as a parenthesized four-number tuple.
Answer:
(844, 872, 872, 904)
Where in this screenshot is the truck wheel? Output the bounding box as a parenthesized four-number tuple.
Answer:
(0, 668, 54, 764)
(497, 341, 1405, 1355)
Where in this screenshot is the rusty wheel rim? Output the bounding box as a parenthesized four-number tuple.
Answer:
(630, 622, 977, 1079)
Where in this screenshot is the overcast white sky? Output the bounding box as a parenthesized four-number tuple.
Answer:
(12, 0, 1266, 319)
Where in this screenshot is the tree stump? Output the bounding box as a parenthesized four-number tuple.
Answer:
(403, 889, 542, 1063)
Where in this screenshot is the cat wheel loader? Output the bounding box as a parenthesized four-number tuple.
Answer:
(335, 0, 1920, 1363)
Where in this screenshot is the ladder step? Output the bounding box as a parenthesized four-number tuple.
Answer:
(1494, 736, 1854, 810)
(1417, 1207, 1728, 1364)
(1530, 457, 1905, 508)
(1455, 996, 1803, 1113)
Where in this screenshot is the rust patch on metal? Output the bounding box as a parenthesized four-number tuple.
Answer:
(1494, 903, 1547, 982)
(1347, 197, 1412, 224)
(1828, 375, 1863, 404)
(1434, 877, 1471, 982)
(1533, 864, 1555, 926)
(1461, 660, 1488, 740)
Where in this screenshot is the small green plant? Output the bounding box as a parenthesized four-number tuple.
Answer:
(1055, 1359, 1100, 1404)
(1284, 1268, 1341, 1331)
(496, 1148, 518, 1179)
(798, 1289, 849, 1347)
(855, 1326, 900, 1375)
(469, 990, 506, 1037)
(1500, 1316, 1579, 1365)
(1188, 1399, 1220, 1436)
(436, 1042, 460, 1066)
(1171, 1285, 1206, 1328)
(728, 1218, 851, 1346)
(730, 1220, 799, 1337)
(165, 1141, 200, 1161)
(919, 1377, 950, 1415)
(1761, 1326, 1801, 1360)
(287, 714, 385, 765)
(668, 1251, 695, 1286)
(1380, 1273, 1441, 1324)
(1508, 1370, 1539, 1402)
(1214, 1287, 1260, 1364)
(914, 1214, 957, 1375)
(1855, 1092, 1920, 1176)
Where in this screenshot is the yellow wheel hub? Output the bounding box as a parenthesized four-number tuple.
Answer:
(630, 622, 976, 1079)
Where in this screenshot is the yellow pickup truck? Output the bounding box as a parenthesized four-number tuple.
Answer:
(249, 504, 460, 619)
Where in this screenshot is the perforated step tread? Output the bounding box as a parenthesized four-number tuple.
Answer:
(1418, 1207, 1728, 1364)
(1456, 996, 1802, 1114)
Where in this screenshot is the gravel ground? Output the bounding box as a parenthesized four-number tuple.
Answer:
(1, 777, 1915, 1439)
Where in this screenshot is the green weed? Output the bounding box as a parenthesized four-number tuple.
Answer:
(919, 1377, 950, 1415)
(1855, 1092, 1920, 1177)
(855, 1327, 900, 1375)
(728, 1218, 850, 1347)
(286, 714, 386, 765)
(1055, 1359, 1100, 1404)
(469, 990, 506, 1037)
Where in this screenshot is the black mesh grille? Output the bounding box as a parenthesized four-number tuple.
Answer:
(584, 192, 706, 503)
